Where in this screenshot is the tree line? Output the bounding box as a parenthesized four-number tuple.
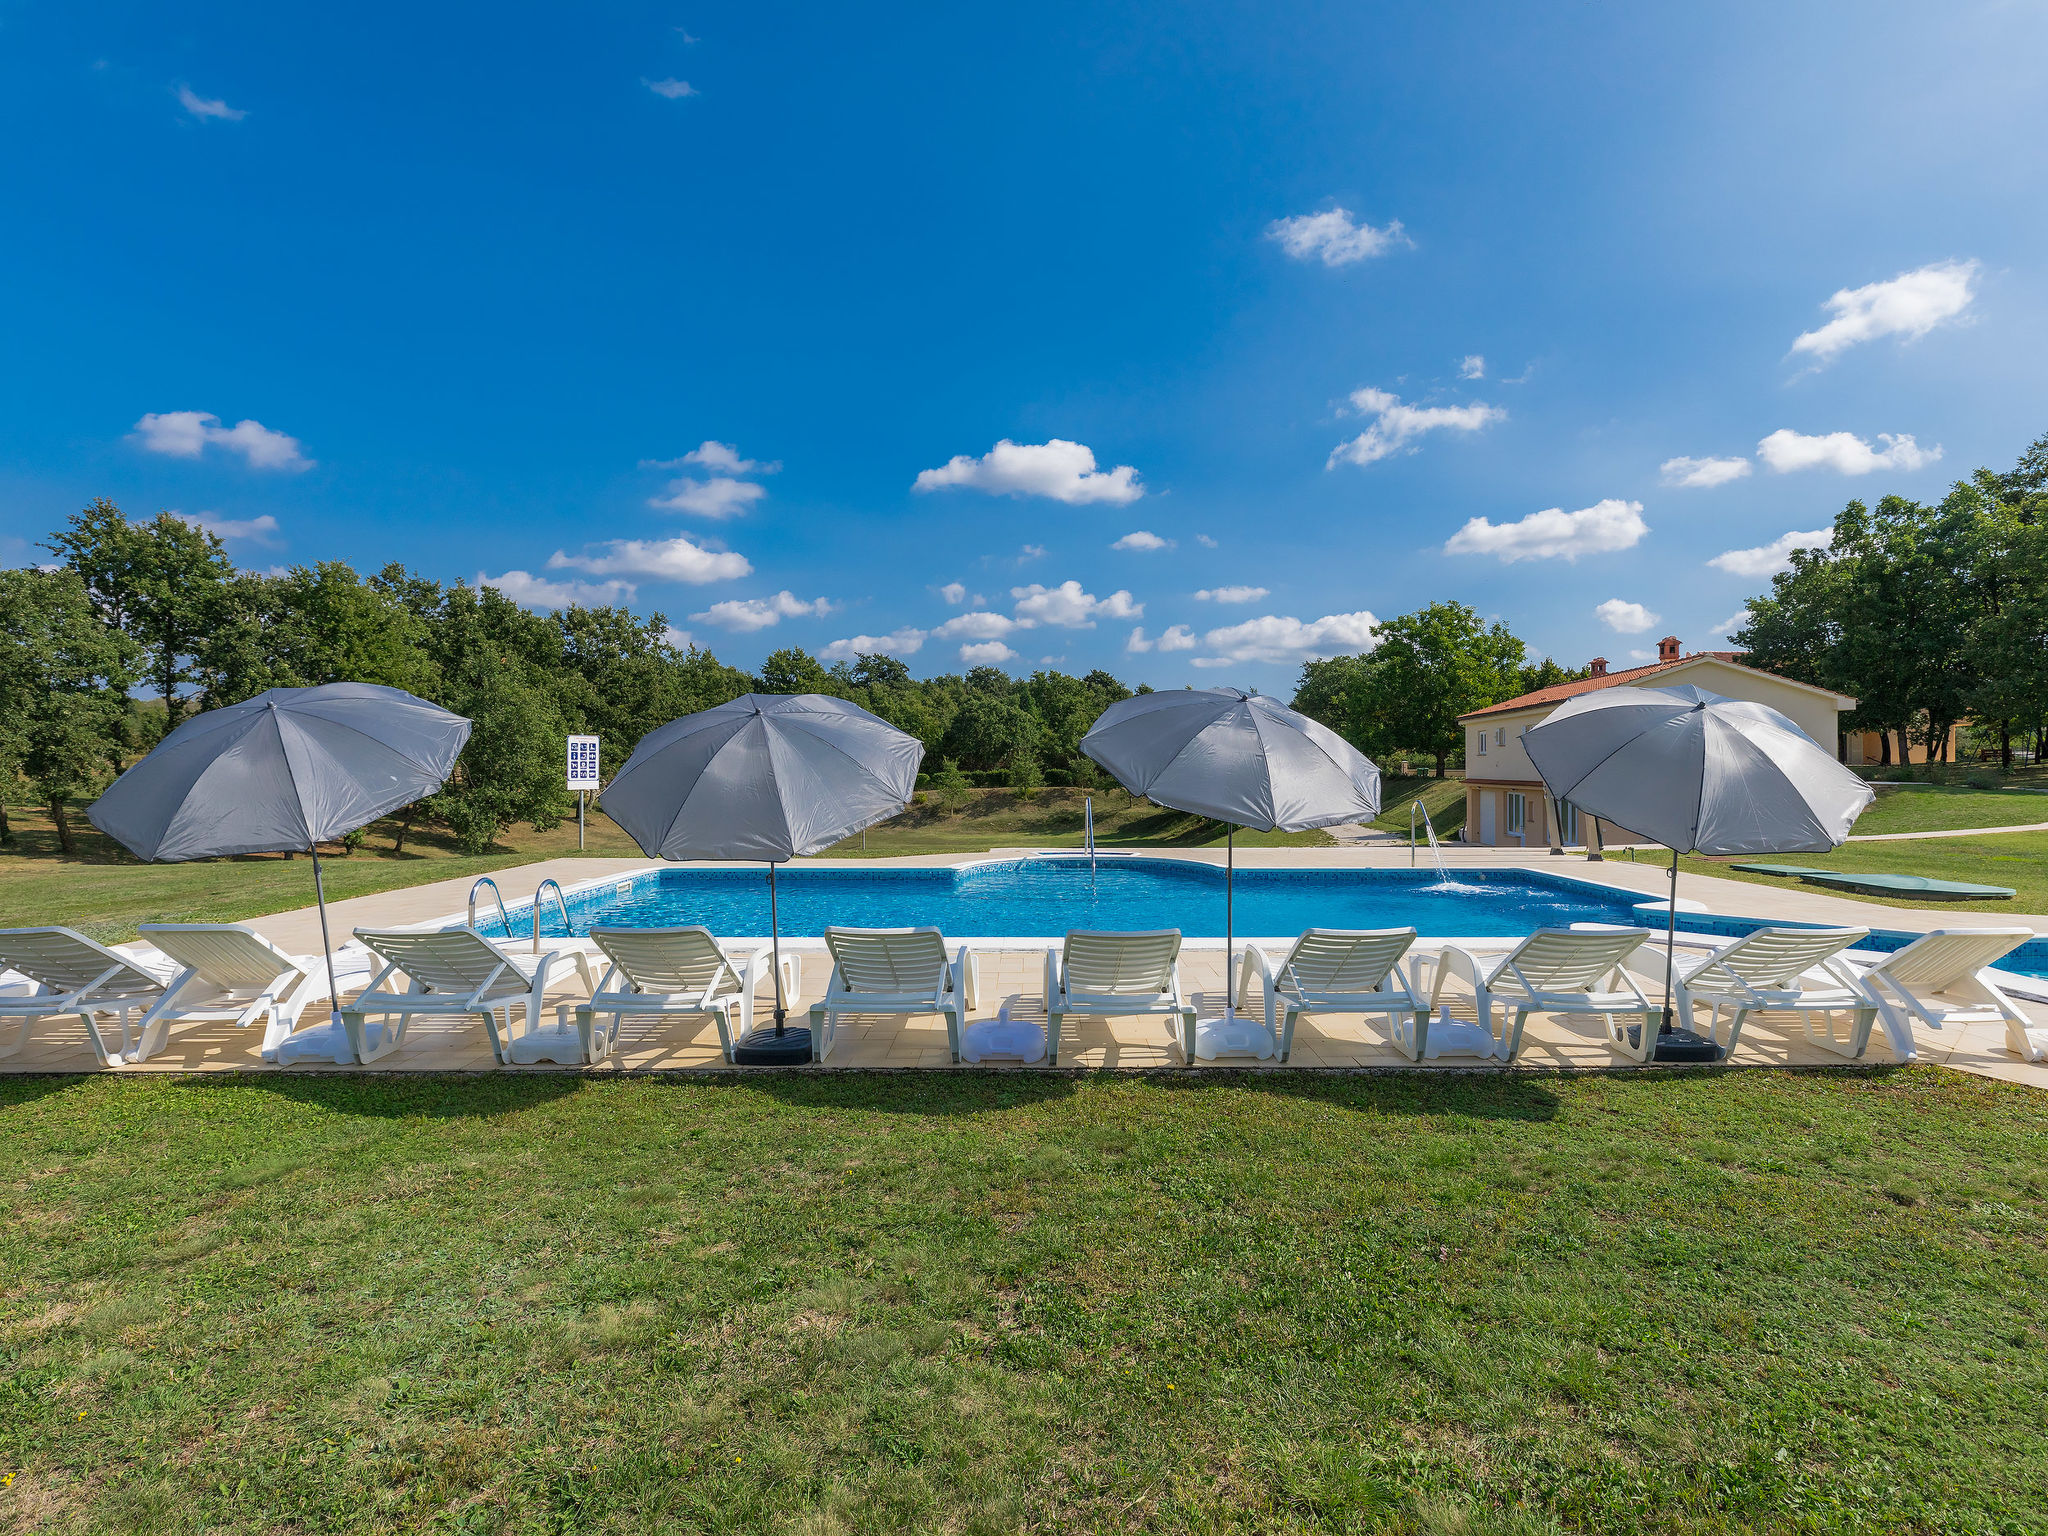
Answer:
(0, 501, 1139, 855)
(1736, 429, 2048, 769)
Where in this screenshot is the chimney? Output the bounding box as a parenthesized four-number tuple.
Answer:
(1658, 635, 1681, 662)
(1589, 657, 1608, 677)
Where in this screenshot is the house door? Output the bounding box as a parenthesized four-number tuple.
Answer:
(1479, 792, 1496, 844)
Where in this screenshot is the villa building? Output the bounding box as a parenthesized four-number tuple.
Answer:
(1455, 637, 1858, 848)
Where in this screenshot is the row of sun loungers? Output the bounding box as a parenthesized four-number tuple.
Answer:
(0, 920, 2039, 1069)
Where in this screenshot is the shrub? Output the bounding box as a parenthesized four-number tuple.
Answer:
(1008, 748, 1042, 799)
(933, 759, 972, 814)
(1964, 770, 2000, 790)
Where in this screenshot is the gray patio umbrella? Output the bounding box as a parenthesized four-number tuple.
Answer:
(87, 683, 473, 1012)
(598, 693, 924, 1064)
(1523, 684, 1873, 1056)
(1081, 687, 1381, 1022)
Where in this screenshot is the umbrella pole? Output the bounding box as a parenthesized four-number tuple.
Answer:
(309, 846, 342, 1014)
(769, 861, 786, 1034)
(1225, 825, 1235, 1021)
(1661, 847, 1679, 1035)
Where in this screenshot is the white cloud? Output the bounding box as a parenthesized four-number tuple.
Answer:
(643, 77, 699, 98)
(1190, 610, 1380, 668)
(1112, 530, 1173, 551)
(1755, 429, 1940, 476)
(648, 476, 767, 517)
(1661, 455, 1752, 489)
(959, 641, 1018, 666)
(1016, 543, 1047, 563)
(1195, 534, 1218, 548)
(1790, 259, 1978, 366)
(818, 627, 928, 661)
(1126, 624, 1197, 654)
(480, 571, 634, 609)
(133, 411, 312, 471)
(1194, 585, 1268, 604)
(1710, 609, 1750, 637)
(1010, 580, 1141, 628)
(1443, 498, 1647, 563)
(1708, 529, 1834, 579)
(190, 512, 280, 545)
(658, 440, 778, 475)
(549, 534, 752, 584)
(938, 581, 967, 604)
(914, 439, 1143, 505)
(1328, 387, 1504, 469)
(178, 85, 245, 121)
(1459, 355, 1485, 380)
(688, 590, 834, 633)
(933, 611, 1017, 640)
(1265, 207, 1411, 267)
(662, 626, 694, 650)
(1595, 598, 1659, 634)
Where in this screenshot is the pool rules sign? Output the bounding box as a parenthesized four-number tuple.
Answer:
(567, 735, 599, 848)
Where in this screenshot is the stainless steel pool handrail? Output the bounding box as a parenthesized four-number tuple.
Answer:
(468, 876, 511, 937)
(533, 879, 571, 954)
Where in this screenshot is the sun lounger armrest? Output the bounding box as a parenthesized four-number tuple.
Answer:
(1235, 945, 1276, 1014)
(1045, 947, 1062, 1010)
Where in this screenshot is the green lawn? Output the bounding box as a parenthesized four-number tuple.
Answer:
(816, 786, 1333, 859)
(3, 1070, 2045, 1534)
(1370, 776, 1467, 838)
(1685, 828, 2048, 914)
(1847, 784, 2048, 836)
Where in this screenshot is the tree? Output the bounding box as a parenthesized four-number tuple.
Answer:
(933, 758, 972, 814)
(434, 663, 572, 854)
(47, 501, 233, 738)
(757, 646, 830, 694)
(942, 692, 1040, 771)
(1007, 745, 1042, 799)
(1358, 603, 1525, 776)
(0, 568, 138, 853)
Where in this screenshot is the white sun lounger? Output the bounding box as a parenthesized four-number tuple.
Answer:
(1046, 929, 1195, 1066)
(333, 927, 597, 1066)
(554, 925, 792, 1065)
(1234, 927, 1427, 1061)
(1425, 928, 1656, 1061)
(1851, 928, 2039, 1062)
(1670, 925, 1874, 1058)
(127, 923, 336, 1065)
(809, 926, 977, 1064)
(0, 927, 170, 1066)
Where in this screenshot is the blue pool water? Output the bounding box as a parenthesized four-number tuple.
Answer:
(478, 856, 2047, 980)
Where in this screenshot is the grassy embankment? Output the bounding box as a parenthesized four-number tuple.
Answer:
(3, 1069, 2046, 1534)
(0, 789, 1328, 944)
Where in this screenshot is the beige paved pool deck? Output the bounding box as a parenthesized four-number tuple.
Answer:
(9, 845, 2046, 1087)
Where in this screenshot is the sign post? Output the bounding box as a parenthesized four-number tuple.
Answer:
(566, 735, 600, 850)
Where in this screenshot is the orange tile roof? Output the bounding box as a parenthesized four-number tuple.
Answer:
(1459, 652, 1746, 721)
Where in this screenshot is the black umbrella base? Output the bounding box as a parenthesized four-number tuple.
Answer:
(1623, 1025, 1724, 1064)
(733, 1026, 814, 1066)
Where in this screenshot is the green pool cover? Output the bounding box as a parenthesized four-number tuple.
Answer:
(1728, 864, 2016, 900)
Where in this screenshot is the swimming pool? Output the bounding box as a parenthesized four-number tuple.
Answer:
(479, 855, 2048, 980)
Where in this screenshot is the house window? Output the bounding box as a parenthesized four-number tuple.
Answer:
(1476, 730, 1487, 755)
(1559, 801, 1581, 844)
(1495, 728, 1505, 747)
(1506, 793, 1526, 834)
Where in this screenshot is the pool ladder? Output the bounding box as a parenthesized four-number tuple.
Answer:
(468, 876, 573, 953)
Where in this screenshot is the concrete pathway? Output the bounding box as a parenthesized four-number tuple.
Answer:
(1847, 822, 2048, 841)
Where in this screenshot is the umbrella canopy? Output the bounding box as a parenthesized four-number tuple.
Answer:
(89, 683, 472, 861)
(1079, 688, 1381, 832)
(598, 693, 924, 1062)
(87, 683, 472, 1017)
(1521, 684, 1872, 856)
(1522, 684, 1873, 1055)
(600, 693, 924, 861)
(1082, 688, 1381, 1037)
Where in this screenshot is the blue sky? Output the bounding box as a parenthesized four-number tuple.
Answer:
(4, 1, 2045, 682)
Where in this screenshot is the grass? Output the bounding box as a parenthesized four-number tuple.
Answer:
(0, 791, 1328, 946)
(1846, 784, 2048, 836)
(1370, 776, 1467, 838)
(816, 786, 1334, 859)
(3, 1069, 2046, 1534)
(1684, 828, 2048, 915)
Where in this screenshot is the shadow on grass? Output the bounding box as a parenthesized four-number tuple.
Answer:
(0, 1073, 95, 1110)
(186, 1071, 590, 1120)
